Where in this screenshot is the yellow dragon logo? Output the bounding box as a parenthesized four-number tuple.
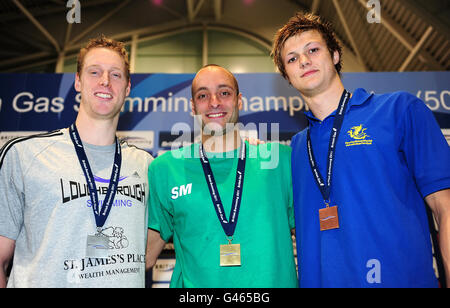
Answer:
(347, 124, 369, 140)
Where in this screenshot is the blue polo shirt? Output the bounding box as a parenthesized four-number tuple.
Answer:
(291, 88, 450, 288)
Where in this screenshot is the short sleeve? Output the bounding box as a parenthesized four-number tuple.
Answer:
(399, 96, 450, 197)
(0, 145, 25, 240)
(147, 160, 174, 242)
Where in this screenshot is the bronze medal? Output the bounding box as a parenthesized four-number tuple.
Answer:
(319, 205, 340, 231)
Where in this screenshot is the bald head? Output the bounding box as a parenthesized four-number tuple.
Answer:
(191, 64, 239, 99)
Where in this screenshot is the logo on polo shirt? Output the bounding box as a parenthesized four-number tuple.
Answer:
(345, 124, 373, 147)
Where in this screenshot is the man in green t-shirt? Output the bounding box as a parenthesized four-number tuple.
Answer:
(147, 65, 298, 288)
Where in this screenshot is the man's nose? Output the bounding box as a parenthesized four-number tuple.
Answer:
(299, 53, 311, 67)
(209, 94, 221, 108)
(100, 72, 110, 87)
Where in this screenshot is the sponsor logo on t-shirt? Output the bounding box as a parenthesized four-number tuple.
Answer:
(171, 183, 192, 200)
(59, 172, 146, 205)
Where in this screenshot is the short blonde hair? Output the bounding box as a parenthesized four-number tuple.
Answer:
(77, 34, 130, 81)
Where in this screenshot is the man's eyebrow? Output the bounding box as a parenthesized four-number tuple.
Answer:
(217, 84, 233, 89)
(194, 84, 233, 93)
(85, 64, 124, 71)
(303, 41, 321, 50)
(285, 41, 319, 56)
(193, 86, 208, 94)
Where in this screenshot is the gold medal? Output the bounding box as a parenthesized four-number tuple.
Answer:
(220, 243, 241, 267)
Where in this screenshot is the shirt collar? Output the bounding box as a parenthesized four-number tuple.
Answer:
(304, 88, 373, 123)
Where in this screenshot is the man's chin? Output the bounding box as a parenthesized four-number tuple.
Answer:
(203, 123, 226, 136)
(203, 122, 238, 137)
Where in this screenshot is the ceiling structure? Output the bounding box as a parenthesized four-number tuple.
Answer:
(0, 0, 448, 73)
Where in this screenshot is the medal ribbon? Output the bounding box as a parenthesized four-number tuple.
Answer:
(69, 123, 122, 229)
(306, 90, 350, 205)
(199, 140, 246, 237)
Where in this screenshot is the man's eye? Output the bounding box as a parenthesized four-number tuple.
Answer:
(287, 57, 297, 64)
(197, 94, 207, 100)
(309, 48, 319, 54)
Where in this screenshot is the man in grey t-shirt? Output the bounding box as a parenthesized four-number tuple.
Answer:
(0, 36, 160, 288)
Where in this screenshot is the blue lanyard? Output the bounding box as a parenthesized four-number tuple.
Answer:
(306, 90, 350, 205)
(69, 123, 122, 229)
(199, 141, 246, 238)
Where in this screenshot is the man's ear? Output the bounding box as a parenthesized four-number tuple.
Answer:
(190, 99, 195, 116)
(333, 50, 340, 66)
(237, 93, 243, 111)
(125, 79, 131, 97)
(74, 73, 81, 92)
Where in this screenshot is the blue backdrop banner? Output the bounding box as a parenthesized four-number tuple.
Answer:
(0, 71, 449, 155)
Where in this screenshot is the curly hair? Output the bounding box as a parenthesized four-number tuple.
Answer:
(271, 12, 343, 80)
(77, 34, 130, 82)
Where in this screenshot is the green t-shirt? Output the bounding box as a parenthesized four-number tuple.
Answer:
(148, 141, 297, 288)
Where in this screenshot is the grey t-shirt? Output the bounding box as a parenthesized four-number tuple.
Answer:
(0, 128, 153, 287)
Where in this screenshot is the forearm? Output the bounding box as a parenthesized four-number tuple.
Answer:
(0, 236, 15, 288)
(0, 259, 10, 288)
(436, 211, 450, 288)
(146, 228, 166, 270)
(426, 189, 450, 287)
(437, 213, 450, 287)
(0, 267, 6, 288)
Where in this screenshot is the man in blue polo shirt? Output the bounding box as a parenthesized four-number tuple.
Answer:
(272, 12, 450, 287)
